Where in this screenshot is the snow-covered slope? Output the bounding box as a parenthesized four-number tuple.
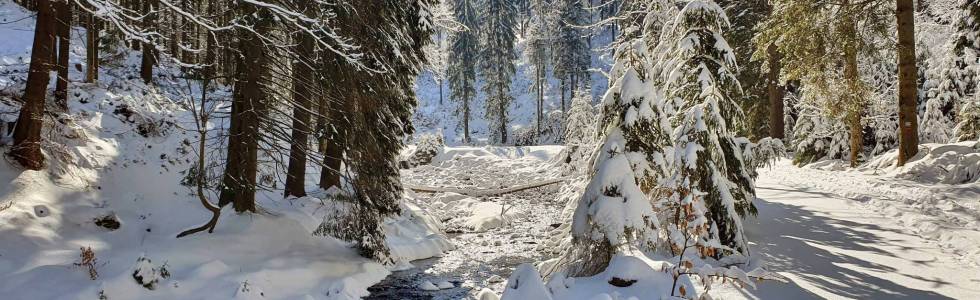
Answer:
(0, 2, 452, 299)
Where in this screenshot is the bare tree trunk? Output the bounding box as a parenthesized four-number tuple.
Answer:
(319, 52, 349, 190)
(140, 0, 156, 84)
(10, 0, 55, 170)
(896, 0, 919, 166)
(536, 65, 543, 135)
(85, 8, 98, 83)
(499, 86, 507, 144)
(842, 6, 863, 168)
(284, 27, 316, 198)
(54, 0, 70, 110)
(463, 88, 470, 144)
(316, 95, 327, 153)
(560, 78, 566, 112)
(219, 4, 269, 213)
(320, 125, 345, 189)
(767, 43, 785, 139)
(177, 79, 221, 238)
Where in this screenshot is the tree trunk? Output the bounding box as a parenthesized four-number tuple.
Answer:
(140, 0, 156, 84)
(536, 65, 543, 135)
(463, 88, 470, 144)
(319, 53, 350, 190)
(560, 79, 566, 112)
(842, 7, 863, 168)
(284, 30, 315, 198)
(11, 0, 55, 170)
(316, 93, 327, 153)
(499, 86, 507, 144)
(438, 79, 443, 105)
(896, 0, 919, 166)
(54, 0, 70, 110)
(570, 73, 577, 100)
(320, 117, 345, 189)
(219, 4, 269, 213)
(767, 43, 785, 139)
(85, 9, 98, 83)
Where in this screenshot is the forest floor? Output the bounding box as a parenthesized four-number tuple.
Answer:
(370, 147, 980, 300)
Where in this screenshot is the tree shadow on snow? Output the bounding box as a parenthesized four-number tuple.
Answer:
(745, 192, 957, 299)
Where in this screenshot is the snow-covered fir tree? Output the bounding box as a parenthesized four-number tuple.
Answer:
(553, 0, 591, 108)
(561, 89, 598, 176)
(527, 0, 553, 136)
(953, 0, 980, 141)
(448, 0, 479, 143)
(479, 0, 517, 144)
(654, 0, 755, 254)
(569, 0, 756, 276)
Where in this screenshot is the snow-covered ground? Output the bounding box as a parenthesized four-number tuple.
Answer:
(371, 146, 980, 300)
(0, 2, 452, 298)
(741, 158, 980, 299)
(369, 145, 565, 299)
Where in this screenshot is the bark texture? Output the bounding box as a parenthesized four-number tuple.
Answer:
(896, 0, 920, 165)
(54, 0, 70, 110)
(767, 43, 785, 139)
(10, 0, 55, 170)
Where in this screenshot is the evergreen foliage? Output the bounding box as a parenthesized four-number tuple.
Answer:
(569, 0, 756, 276)
(479, 0, 518, 144)
(953, 0, 980, 141)
(448, 0, 480, 143)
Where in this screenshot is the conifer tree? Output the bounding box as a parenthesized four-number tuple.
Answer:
(570, 0, 755, 275)
(655, 0, 755, 254)
(755, 0, 890, 167)
(53, 0, 71, 110)
(953, 0, 980, 141)
(527, 0, 551, 136)
(553, 0, 590, 109)
(479, 0, 517, 144)
(448, 0, 479, 144)
(312, 0, 436, 261)
(9, 0, 55, 170)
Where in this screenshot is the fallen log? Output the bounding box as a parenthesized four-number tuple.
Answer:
(405, 177, 568, 197)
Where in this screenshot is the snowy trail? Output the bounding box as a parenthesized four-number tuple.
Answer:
(746, 164, 980, 300)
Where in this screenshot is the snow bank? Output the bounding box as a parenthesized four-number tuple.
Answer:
(863, 141, 980, 184)
(385, 200, 455, 262)
(542, 255, 693, 300)
(432, 145, 563, 165)
(501, 264, 553, 300)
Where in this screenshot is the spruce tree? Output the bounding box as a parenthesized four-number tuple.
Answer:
(553, 0, 590, 107)
(479, 0, 517, 144)
(448, 0, 479, 144)
(313, 0, 436, 262)
(953, 0, 980, 141)
(527, 0, 551, 136)
(10, 0, 55, 170)
(755, 0, 890, 167)
(570, 0, 755, 275)
(655, 0, 754, 254)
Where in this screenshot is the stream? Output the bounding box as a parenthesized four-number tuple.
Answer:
(367, 148, 566, 299)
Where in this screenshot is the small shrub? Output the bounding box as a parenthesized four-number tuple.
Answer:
(406, 133, 444, 167)
(132, 255, 170, 290)
(74, 247, 98, 280)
